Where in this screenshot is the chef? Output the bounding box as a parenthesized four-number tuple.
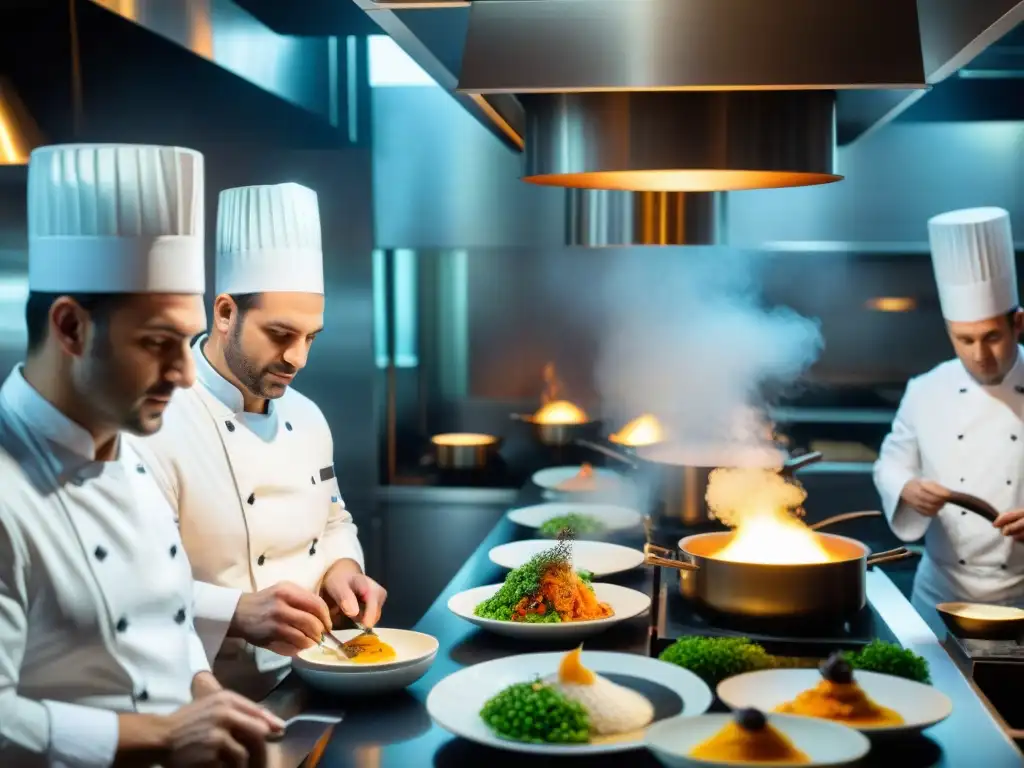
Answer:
(874, 206, 1024, 637)
(135, 181, 386, 699)
(0, 144, 282, 766)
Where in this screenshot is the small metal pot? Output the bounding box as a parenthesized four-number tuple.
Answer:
(645, 511, 916, 622)
(577, 439, 822, 525)
(936, 602, 1024, 640)
(430, 433, 502, 470)
(510, 413, 603, 447)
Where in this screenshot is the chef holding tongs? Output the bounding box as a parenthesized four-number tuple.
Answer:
(874, 207, 1024, 636)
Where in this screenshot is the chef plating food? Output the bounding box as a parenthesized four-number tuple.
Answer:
(874, 206, 1024, 636)
(0, 144, 282, 766)
(135, 182, 387, 699)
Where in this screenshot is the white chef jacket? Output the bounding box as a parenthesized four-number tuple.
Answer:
(135, 335, 365, 698)
(0, 366, 210, 768)
(874, 347, 1024, 633)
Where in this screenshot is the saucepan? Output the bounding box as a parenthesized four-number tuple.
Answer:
(644, 510, 917, 623)
(576, 439, 823, 525)
(509, 411, 604, 447)
(430, 433, 503, 471)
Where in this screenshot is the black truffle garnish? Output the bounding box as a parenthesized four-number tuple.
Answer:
(735, 707, 767, 731)
(820, 651, 854, 684)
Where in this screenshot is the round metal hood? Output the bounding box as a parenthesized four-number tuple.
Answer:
(522, 91, 840, 192)
(566, 190, 727, 246)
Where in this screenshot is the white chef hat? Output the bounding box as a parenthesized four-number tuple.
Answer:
(928, 206, 1017, 323)
(214, 182, 323, 296)
(27, 143, 205, 294)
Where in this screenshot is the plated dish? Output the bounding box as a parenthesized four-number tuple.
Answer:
(448, 537, 650, 639)
(425, 647, 713, 755)
(291, 628, 439, 696)
(507, 501, 643, 536)
(489, 539, 645, 578)
(645, 709, 870, 767)
(531, 464, 626, 496)
(717, 653, 952, 735)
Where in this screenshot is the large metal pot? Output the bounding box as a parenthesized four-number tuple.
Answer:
(578, 439, 823, 525)
(645, 511, 916, 623)
(510, 412, 604, 447)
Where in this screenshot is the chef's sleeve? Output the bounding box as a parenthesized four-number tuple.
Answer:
(0, 506, 118, 768)
(873, 378, 932, 541)
(191, 581, 243, 663)
(322, 489, 366, 574)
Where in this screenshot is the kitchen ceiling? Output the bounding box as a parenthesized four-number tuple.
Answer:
(351, 0, 1024, 149)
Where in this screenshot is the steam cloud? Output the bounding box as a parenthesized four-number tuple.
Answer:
(592, 248, 823, 450)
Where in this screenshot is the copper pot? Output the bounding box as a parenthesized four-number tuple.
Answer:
(578, 439, 822, 526)
(645, 511, 916, 622)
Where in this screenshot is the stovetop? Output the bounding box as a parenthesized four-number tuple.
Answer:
(946, 633, 1024, 662)
(649, 566, 884, 659)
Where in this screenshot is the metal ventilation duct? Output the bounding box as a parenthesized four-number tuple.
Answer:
(566, 190, 726, 247)
(457, 0, 926, 192)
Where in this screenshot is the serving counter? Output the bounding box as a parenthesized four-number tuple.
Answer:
(264, 489, 1024, 768)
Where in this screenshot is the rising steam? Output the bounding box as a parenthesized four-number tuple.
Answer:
(592, 248, 823, 451)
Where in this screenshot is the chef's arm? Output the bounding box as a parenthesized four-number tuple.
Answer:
(873, 381, 932, 542)
(320, 489, 366, 576)
(190, 580, 243, 663)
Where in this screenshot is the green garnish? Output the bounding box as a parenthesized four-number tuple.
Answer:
(476, 533, 592, 622)
(480, 681, 590, 744)
(539, 513, 604, 538)
(844, 640, 931, 684)
(658, 636, 775, 686)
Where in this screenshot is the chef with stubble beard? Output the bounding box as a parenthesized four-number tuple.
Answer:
(874, 207, 1024, 636)
(134, 182, 386, 699)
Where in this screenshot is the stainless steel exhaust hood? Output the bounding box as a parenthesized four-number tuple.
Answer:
(567, 190, 726, 247)
(455, 0, 925, 192)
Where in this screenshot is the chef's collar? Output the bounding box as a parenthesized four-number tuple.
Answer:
(958, 344, 1024, 394)
(0, 365, 107, 461)
(192, 334, 276, 416)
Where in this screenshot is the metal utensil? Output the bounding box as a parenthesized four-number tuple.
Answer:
(318, 631, 360, 660)
(352, 618, 377, 637)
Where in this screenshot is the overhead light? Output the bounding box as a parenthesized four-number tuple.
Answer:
(457, 0, 925, 192)
(866, 297, 917, 312)
(566, 190, 727, 246)
(0, 78, 42, 166)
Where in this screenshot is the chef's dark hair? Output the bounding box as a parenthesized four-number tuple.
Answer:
(229, 293, 261, 316)
(24, 292, 124, 356)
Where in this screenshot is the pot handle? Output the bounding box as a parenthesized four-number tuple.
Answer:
(575, 438, 639, 468)
(946, 491, 1000, 524)
(643, 542, 701, 572)
(866, 547, 916, 567)
(509, 413, 532, 423)
(780, 451, 823, 475)
(808, 510, 882, 531)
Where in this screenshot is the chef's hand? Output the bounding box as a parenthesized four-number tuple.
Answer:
(321, 558, 388, 628)
(994, 509, 1024, 540)
(900, 479, 952, 516)
(161, 689, 283, 768)
(190, 671, 223, 700)
(230, 581, 333, 655)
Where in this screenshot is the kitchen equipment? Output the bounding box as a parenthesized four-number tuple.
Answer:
(937, 602, 1024, 640)
(947, 491, 1001, 523)
(510, 411, 603, 447)
(645, 511, 915, 623)
(578, 439, 823, 525)
(318, 631, 360, 660)
(430, 433, 502, 470)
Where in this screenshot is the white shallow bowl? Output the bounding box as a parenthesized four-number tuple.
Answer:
(716, 668, 953, 736)
(645, 712, 871, 767)
(447, 582, 651, 640)
(291, 629, 438, 696)
(427, 650, 713, 755)
(489, 539, 645, 577)
(507, 501, 643, 534)
(531, 465, 625, 493)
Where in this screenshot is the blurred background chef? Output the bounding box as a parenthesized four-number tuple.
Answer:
(874, 206, 1024, 636)
(0, 144, 281, 767)
(137, 182, 386, 699)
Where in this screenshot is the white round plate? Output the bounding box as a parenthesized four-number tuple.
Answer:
(716, 668, 953, 735)
(645, 712, 871, 767)
(291, 629, 438, 696)
(507, 501, 643, 534)
(447, 582, 651, 640)
(426, 650, 713, 755)
(531, 465, 624, 493)
(489, 539, 645, 577)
